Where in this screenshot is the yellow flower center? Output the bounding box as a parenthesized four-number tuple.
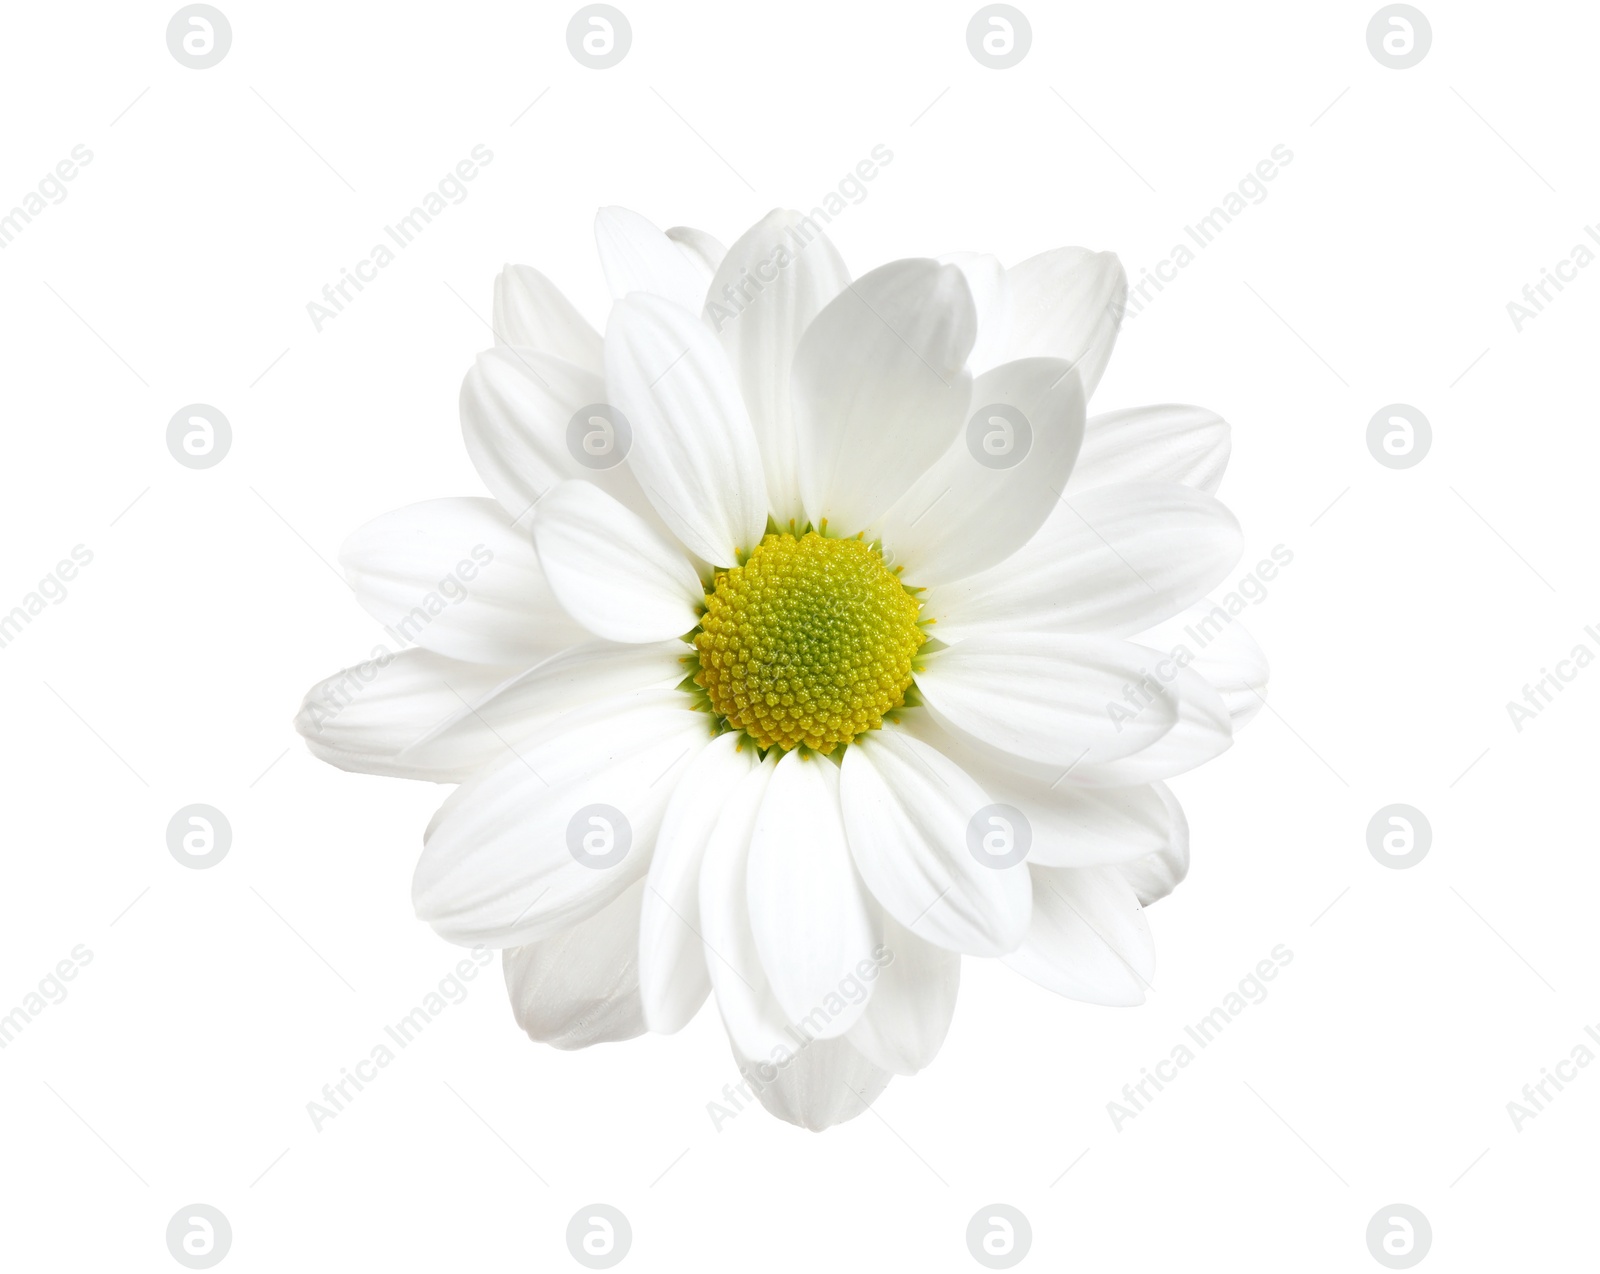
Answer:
(692, 531, 924, 754)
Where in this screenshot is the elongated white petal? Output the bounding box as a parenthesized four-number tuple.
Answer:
(939, 251, 1009, 373)
(792, 259, 976, 532)
(295, 650, 516, 782)
(595, 206, 709, 314)
(1114, 788, 1190, 904)
(666, 225, 726, 279)
(924, 482, 1243, 641)
(839, 728, 1031, 956)
(747, 752, 878, 1038)
(1136, 603, 1270, 729)
(502, 877, 647, 1049)
(1002, 865, 1154, 1005)
(846, 910, 959, 1076)
(729, 1035, 891, 1132)
(1070, 404, 1231, 494)
(413, 691, 711, 947)
(605, 293, 769, 565)
(531, 480, 703, 642)
(709, 209, 851, 525)
(491, 265, 603, 372)
(996, 247, 1126, 398)
(878, 357, 1085, 585)
(639, 733, 762, 1034)
(341, 497, 588, 665)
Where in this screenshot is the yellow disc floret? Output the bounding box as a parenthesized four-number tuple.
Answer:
(693, 532, 924, 754)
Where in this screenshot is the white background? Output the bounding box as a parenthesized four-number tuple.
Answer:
(2, 0, 1594, 1268)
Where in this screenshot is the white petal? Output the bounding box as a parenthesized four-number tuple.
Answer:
(605, 293, 769, 565)
(666, 225, 727, 278)
(1114, 788, 1190, 904)
(747, 752, 878, 1039)
(792, 259, 977, 533)
(400, 640, 687, 775)
(839, 728, 1031, 957)
(412, 690, 710, 947)
(502, 877, 647, 1049)
(1069, 404, 1230, 494)
(1136, 603, 1270, 729)
(1002, 865, 1154, 1005)
(846, 910, 959, 1076)
(594, 206, 708, 314)
(729, 1035, 891, 1132)
(295, 650, 515, 781)
(877, 357, 1085, 585)
(709, 209, 851, 525)
(341, 497, 589, 665)
(531, 480, 703, 643)
(461, 347, 662, 528)
(491, 265, 603, 373)
(939, 251, 1009, 373)
(924, 482, 1243, 641)
(639, 732, 762, 1034)
(995, 247, 1126, 398)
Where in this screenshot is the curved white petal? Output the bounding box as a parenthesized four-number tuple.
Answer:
(341, 497, 589, 665)
(666, 225, 726, 279)
(1002, 865, 1155, 1005)
(594, 206, 709, 314)
(1136, 602, 1270, 729)
(1070, 404, 1231, 494)
(995, 247, 1126, 398)
(924, 482, 1243, 641)
(709, 209, 851, 525)
(412, 690, 710, 947)
(729, 1035, 891, 1132)
(639, 732, 763, 1034)
(939, 251, 1009, 373)
(1114, 788, 1190, 905)
(877, 357, 1085, 585)
(838, 728, 1032, 957)
(747, 752, 878, 1039)
(605, 293, 769, 565)
(295, 650, 516, 782)
(491, 265, 603, 373)
(531, 480, 703, 643)
(502, 877, 647, 1049)
(792, 259, 977, 533)
(846, 909, 959, 1076)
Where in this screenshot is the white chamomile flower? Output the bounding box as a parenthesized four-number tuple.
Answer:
(296, 206, 1265, 1131)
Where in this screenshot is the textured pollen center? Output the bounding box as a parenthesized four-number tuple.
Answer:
(692, 532, 924, 754)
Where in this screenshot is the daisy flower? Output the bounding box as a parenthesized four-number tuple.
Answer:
(296, 206, 1265, 1131)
